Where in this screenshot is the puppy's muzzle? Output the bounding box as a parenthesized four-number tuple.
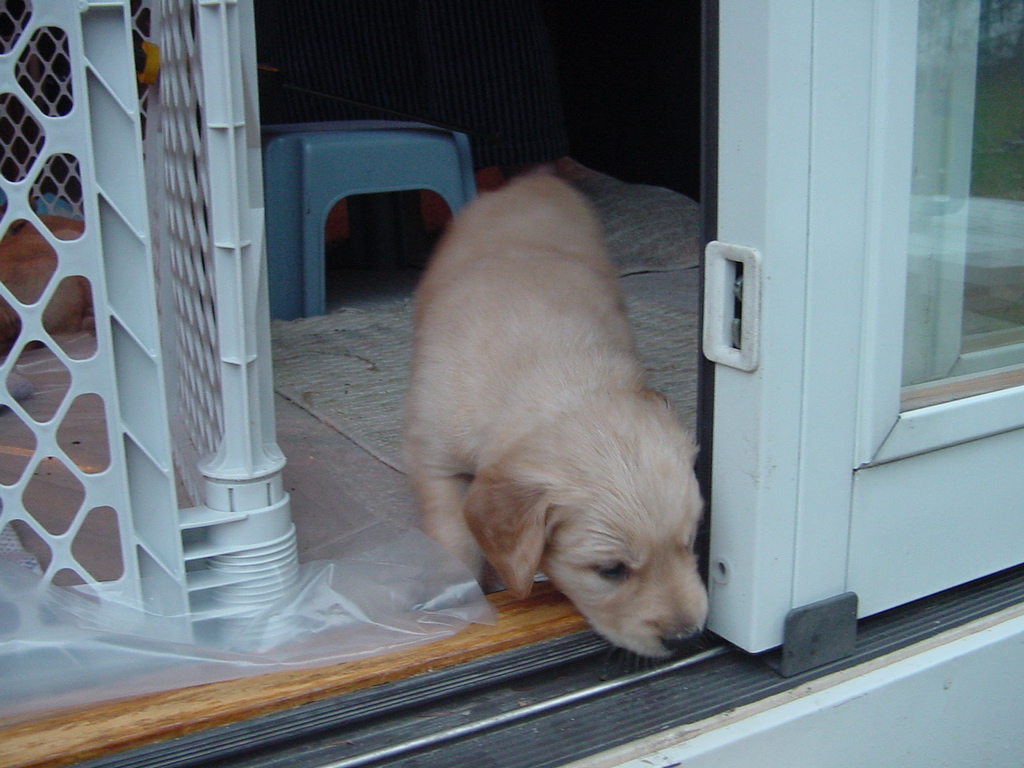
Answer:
(660, 629, 704, 656)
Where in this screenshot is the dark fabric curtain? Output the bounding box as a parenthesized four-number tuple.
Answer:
(254, 0, 568, 168)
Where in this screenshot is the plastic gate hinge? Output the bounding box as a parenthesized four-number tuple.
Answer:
(769, 592, 859, 677)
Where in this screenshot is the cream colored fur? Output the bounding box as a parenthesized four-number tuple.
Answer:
(404, 175, 707, 657)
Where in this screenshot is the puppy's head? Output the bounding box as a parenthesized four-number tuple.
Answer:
(464, 390, 707, 658)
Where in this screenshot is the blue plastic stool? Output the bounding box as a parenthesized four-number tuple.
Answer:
(262, 121, 477, 320)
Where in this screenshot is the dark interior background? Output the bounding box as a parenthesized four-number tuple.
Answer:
(255, 1, 703, 202)
(539, 0, 703, 200)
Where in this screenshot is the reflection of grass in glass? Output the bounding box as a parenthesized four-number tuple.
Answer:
(971, 60, 1024, 201)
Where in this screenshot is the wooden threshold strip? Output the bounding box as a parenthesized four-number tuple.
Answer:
(0, 583, 586, 768)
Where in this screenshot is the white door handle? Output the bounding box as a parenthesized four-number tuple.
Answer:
(703, 241, 762, 372)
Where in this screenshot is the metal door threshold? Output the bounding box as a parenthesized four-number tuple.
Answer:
(79, 562, 1024, 768)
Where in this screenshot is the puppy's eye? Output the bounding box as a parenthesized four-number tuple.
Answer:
(594, 562, 630, 581)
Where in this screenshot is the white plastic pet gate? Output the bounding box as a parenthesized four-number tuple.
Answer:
(0, 0, 295, 646)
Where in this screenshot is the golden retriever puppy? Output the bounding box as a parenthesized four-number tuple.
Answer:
(404, 174, 707, 657)
(0, 215, 93, 356)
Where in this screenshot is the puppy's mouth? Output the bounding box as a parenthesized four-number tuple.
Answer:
(542, 569, 709, 658)
(587, 619, 706, 659)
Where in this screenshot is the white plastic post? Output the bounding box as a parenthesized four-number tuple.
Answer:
(174, 0, 297, 641)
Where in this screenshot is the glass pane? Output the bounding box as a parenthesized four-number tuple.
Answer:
(902, 0, 1024, 409)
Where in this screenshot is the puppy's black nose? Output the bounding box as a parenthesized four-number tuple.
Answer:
(661, 631, 701, 655)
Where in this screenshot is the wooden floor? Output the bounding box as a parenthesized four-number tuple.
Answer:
(0, 583, 587, 768)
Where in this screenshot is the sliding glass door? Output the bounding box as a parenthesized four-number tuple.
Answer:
(707, 0, 1024, 653)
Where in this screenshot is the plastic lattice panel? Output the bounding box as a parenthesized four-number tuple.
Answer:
(1, 13, 81, 217)
(16, 23, 73, 117)
(156, 0, 224, 489)
(0, 1, 33, 57)
(3, 0, 291, 639)
(0, 1, 184, 610)
(1, 2, 106, 590)
(0, 90, 44, 185)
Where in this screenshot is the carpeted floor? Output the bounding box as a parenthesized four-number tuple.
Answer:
(270, 162, 703, 472)
(271, 293, 699, 472)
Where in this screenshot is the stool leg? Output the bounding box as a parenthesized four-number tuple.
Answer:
(263, 136, 305, 320)
(301, 189, 329, 318)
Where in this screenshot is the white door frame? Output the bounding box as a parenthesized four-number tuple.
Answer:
(707, 0, 1024, 653)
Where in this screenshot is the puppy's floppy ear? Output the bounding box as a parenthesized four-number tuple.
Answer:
(463, 464, 549, 599)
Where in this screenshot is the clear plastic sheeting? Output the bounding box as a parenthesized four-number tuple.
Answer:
(0, 525, 494, 720)
(0, 334, 494, 721)
(0, 337, 493, 720)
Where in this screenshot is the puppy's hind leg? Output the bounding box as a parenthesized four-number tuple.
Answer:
(411, 469, 485, 580)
